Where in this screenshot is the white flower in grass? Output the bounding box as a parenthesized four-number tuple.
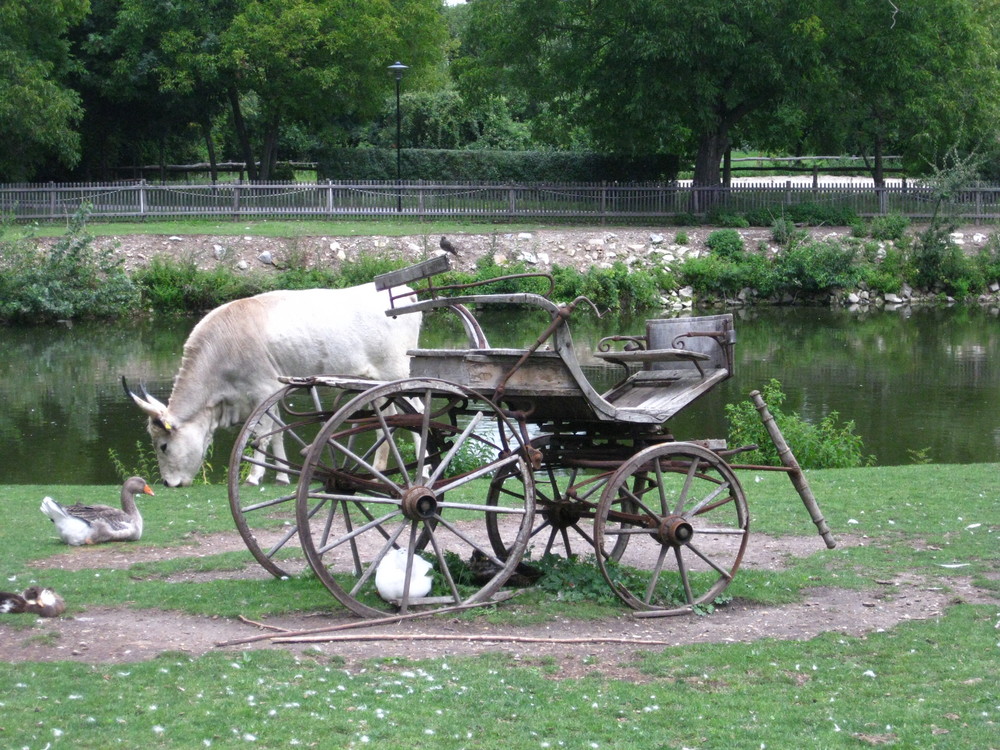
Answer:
(153, 726, 165, 735)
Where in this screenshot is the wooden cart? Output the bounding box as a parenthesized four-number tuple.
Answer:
(228, 256, 834, 618)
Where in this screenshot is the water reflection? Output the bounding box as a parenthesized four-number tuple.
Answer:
(1, 305, 997, 484)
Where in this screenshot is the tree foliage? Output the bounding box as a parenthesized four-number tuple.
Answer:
(0, 0, 89, 180)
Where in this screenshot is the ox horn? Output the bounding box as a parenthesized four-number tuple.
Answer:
(121, 375, 171, 427)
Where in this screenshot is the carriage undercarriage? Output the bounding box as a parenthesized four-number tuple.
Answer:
(228, 256, 835, 618)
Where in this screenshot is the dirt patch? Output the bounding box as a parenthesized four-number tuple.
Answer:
(7, 531, 994, 675)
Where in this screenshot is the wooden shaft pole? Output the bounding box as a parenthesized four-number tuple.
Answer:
(750, 390, 837, 549)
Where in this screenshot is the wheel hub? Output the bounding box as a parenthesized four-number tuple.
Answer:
(654, 515, 693, 546)
(542, 499, 583, 529)
(402, 485, 438, 520)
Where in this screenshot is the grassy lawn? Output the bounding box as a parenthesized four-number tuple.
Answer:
(1, 463, 997, 748)
(19, 218, 547, 239)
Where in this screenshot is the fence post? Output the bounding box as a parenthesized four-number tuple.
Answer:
(785, 180, 792, 206)
(326, 180, 334, 216)
(139, 179, 147, 217)
(232, 181, 241, 221)
(508, 185, 516, 218)
(600, 181, 607, 223)
(877, 187, 887, 215)
(49, 181, 56, 218)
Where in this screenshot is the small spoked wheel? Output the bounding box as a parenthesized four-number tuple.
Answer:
(228, 382, 350, 578)
(486, 437, 629, 561)
(594, 442, 748, 615)
(295, 378, 535, 618)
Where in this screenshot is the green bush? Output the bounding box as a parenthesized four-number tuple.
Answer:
(0, 206, 140, 323)
(135, 256, 270, 312)
(705, 229, 745, 259)
(725, 379, 873, 469)
(774, 240, 860, 295)
(868, 213, 910, 241)
(680, 252, 773, 298)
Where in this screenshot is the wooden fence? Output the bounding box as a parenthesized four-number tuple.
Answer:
(2, 179, 1000, 223)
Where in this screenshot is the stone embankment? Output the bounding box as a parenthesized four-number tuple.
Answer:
(59, 225, 1000, 311)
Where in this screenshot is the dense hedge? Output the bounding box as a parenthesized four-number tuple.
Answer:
(316, 147, 679, 182)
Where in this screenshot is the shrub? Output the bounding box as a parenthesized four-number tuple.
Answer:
(135, 256, 270, 312)
(705, 229, 744, 259)
(770, 217, 795, 246)
(868, 213, 910, 241)
(774, 240, 860, 295)
(725, 379, 873, 469)
(0, 206, 140, 323)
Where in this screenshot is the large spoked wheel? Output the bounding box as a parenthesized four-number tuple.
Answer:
(228, 382, 350, 578)
(594, 442, 749, 615)
(486, 437, 629, 561)
(295, 378, 536, 618)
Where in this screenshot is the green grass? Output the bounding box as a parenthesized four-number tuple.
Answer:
(19, 218, 547, 239)
(2, 464, 997, 748)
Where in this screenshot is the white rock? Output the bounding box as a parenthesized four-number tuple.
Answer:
(847, 292, 861, 304)
(329, 241, 341, 252)
(517, 232, 533, 240)
(973, 233, 987, 243)
(537, 252, 550, 265)
(650, 233, 664, 244)
(213, 244, 226, 260)
(236, 260, 249, 270)
(337, 249, 347, 261)
(493, 253, 508, 265)
(169, 236, 182, 242)
(588, 237, 604, 246)
(257, 250, 274, 265)
(627, 244, 645, 253)
(884, 293, 903, 304)
(519, 251, 538, 264)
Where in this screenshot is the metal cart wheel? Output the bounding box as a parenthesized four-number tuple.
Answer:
(594, 441, 749, 615)
(228, 382, 348, 578)
(485, 435, 630, 561)
(295, 378, 536, 618)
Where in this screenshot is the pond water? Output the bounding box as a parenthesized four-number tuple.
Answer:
(1, 304, 998, 485)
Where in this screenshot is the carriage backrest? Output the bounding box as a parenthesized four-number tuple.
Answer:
(645, 314, 736, 375)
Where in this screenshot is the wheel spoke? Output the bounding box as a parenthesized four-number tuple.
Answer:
(295, 379, 535, 618)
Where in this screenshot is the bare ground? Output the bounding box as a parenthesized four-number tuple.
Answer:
(6, 529, 994, 677)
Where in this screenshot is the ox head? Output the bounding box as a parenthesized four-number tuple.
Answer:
(121, 376, 210, 487)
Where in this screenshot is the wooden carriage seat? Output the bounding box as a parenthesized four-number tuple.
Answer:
(596, 314, 736, 417)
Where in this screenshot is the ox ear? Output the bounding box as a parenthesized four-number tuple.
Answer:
(121, 376, 172, 429)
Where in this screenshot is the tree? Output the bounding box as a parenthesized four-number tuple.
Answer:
(460, 0, 827, 185)
(0, 0, 89, 180)
(99, 0, 447, 181)
(763, 0, 1000, 185)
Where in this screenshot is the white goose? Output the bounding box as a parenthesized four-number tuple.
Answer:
(40, 476, 154, 546)
(375, 547, 433, 602)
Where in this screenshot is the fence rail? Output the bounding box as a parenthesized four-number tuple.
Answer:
(3, 179, 1000, 223)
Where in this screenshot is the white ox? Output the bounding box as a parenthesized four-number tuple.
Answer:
(124, 284, 420, 487)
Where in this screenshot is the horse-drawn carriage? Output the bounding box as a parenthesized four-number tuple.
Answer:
(228, 256, 835, 618)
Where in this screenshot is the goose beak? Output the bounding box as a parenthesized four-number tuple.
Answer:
(143, 484, 155, 497)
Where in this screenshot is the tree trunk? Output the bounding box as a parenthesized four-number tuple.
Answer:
(873, 133, 885, 188)
(259, 117, 280, 181)
(691, 128, 730, 214)
(692, 129, 729, 187)
(201, 117, 218, 183)
(227, 85, 257, 182)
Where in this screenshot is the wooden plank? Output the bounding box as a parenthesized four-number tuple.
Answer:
(374, 255, 450, 290)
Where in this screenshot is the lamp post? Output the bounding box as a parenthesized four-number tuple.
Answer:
(388, 61, 408, 212)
